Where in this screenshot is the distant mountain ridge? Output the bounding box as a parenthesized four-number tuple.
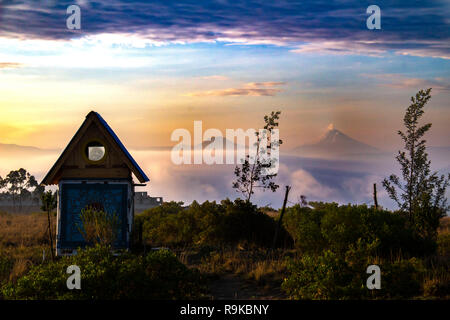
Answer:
(0, 142, 58, 154)
(198, 136, 246, 150)
(292, 125, 379, 159)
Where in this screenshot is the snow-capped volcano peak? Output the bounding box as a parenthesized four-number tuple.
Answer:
(293, 125, 379, 158)
(321, 126, 344, 144)
(318, 124, 352, 145)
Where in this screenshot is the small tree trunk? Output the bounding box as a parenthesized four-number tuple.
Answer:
(373, 183, 378, 210)
(138, 220, 143, 247)
(12, 193, 16, 213)
(272, 185, 291, 249)
(247, 140, 261, 202)
(409, 141, 415, 223)
(47, 210, 55, 260)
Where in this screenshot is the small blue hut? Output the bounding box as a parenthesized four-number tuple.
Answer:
(41, 111, 149, 256)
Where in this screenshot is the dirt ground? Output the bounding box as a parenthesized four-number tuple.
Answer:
(209, 273, 287, 300)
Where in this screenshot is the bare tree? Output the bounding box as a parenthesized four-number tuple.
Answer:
(233, 111, 282, 202)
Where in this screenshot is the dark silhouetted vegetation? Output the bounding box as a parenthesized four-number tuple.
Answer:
(383, 88, 450, 243)
(283, 203, 436, 257)
(1, 245, 206, 300)
(233, 111, 282, 201)
(0, 168, 42, 212)
(136, 198, 291, 248)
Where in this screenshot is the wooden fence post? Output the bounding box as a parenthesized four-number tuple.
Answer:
(272, 185, 291, 249)
(373, 183, 378, 210)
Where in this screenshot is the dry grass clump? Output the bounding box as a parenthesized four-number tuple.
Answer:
(437, 217, 450, 260)
(438, 216, 450, 234)
(422, 259, 449, 299)
(0, 213, 53, 247)
(178, 246, 294, 288)
(0, 213, 56, 285)
(176, 246, 293, 299)
(8, 259, 31, 283)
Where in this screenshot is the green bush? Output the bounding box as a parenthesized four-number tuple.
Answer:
(283, 205, 326, 254)
(1, 245, 206, 300)
(281, 203, 442, 299)
(282, 239, 377, 300)
(283, 203, 432, 257)
(381, 258, 425, 299)
(138, 200, 220, 246)
(138, 199, 289, 248)
(282, 250, 350, 300)
(217, 199, 286, 247)
(282, 241, 425, 300)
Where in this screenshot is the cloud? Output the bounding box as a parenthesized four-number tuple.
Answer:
(291, 41, 387, 57)
(198, 75, 229, 81)
(186, 88, 282, 97)
(341, 175, 380, 204)
(289, 169, 335, 199)
(394, 42, 450, 60)
(245, 82, 286, 88)
(362, 73, 450, 91)
(0, 62, 23, 69)
(0, 1, 448, 59)
(186, 81, 286, 97)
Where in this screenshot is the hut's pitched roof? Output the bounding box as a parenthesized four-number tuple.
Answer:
(41, 111, 149, 185)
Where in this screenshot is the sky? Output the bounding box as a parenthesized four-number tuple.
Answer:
(0, 0, 449, 207)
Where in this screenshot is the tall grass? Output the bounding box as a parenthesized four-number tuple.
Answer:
(0, 212, 55, 285)
(0, 213, 52, 247)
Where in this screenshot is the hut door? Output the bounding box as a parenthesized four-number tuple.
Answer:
(59, 182, 128, 249)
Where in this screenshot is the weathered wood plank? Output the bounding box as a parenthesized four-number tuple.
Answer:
(60, 167, 131, 179)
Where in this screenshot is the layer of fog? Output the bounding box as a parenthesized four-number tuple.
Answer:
(1, 148, 448, 210)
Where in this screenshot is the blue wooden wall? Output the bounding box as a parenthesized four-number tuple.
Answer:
(59, 183, 128, 249)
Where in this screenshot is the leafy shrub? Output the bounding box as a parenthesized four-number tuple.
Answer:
(217, 199, 286, 247)
(381, 258, 425, 299)
(1, 245, 206, 300)
(283, 250, 349, 300)
(139, 199, 289, 248)
(283, 205, 326, 254)
(282, 240, 377, 300)
(284, 203, 433, 257)
(282, 241, 425, 300)
(281, 202, 443, 299)
(137, 201, 192, 246)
